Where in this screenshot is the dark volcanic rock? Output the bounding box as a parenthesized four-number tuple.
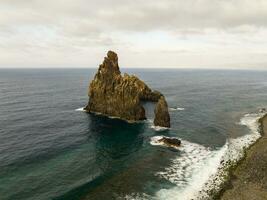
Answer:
(158, 137, 181, 147)
(85, 51, 170, 127)
(154, 96, 171, 128)
(259, 108, 266, 113)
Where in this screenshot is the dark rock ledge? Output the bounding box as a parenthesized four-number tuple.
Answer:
(84, 51, 171, 128)
(158, 136, 181, 148)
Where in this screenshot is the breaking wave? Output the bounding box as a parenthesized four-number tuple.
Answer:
(154, 111, 265, 200)
(125, 111, 266, 200)
(146, 119, 170, 131)
(75, 107, 86, 112)
(169, 107, 185, 111)
(151, 125, 170, 131)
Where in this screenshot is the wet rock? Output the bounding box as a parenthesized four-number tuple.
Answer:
(259, 108, 266, 113)
(158, 137, 181, 147)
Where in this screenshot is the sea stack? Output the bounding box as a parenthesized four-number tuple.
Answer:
(154, 96, 171, 128)
(85, 51, 171, 127)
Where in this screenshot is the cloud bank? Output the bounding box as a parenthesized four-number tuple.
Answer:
(0, 0, 267, 68)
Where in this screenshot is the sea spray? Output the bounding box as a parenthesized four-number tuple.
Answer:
(155, 143, 227, 200)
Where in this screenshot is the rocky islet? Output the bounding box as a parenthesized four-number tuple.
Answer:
(85, 51, 171, 128)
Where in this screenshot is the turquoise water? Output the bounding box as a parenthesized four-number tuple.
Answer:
(0, 69, 267, 200)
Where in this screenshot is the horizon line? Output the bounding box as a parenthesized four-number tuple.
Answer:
(0, 66, 266, 71)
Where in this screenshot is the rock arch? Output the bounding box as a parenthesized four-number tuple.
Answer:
(85, 51, 170, 128)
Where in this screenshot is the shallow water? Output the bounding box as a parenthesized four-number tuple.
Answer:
(0, 69, 267, 200)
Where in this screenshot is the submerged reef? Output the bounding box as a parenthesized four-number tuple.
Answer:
(85, 51, 170, 127)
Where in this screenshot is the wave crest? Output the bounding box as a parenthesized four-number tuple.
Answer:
(155, 111, 266, 200)
(75, 107, 86, 112)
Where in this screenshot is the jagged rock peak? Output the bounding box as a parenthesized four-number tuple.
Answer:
(98, 50, 120, 76)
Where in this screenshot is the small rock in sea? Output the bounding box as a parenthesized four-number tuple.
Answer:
(259, 108, 266, 113)
(158, 136, 181, 148)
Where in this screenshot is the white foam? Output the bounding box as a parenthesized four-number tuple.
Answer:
(225, 112, 264, 163)
(153, 138, 222, 200)
(153, 111, 266, 200)
(169, 107, 185, 111)
(192, 112, 266, 199)
(146, 119, 170, 131)
(151, 125, 170, 131)
(75, 107, 86, 112)
(156, 143, 227, 200)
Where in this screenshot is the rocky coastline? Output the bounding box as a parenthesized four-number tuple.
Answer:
(84, 51, 171, 128)
(219, 113, 267, 200)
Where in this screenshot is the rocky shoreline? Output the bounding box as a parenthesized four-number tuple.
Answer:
(219, 113, 267, 200)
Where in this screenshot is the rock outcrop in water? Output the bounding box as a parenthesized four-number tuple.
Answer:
(85, 51, 170, 127)
(154, 96, 170, 127)
(158, 137, 181, 148)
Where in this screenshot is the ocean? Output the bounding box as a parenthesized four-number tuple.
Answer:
(0, 68, 267, 200)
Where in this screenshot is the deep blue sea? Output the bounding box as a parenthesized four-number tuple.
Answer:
(0, 69, 267, 200)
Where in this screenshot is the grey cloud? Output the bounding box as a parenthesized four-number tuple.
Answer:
(1, 0, 267, 35)
(0, 0, 267, 68)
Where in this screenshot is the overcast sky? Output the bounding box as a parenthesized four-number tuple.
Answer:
(1, 0, 267, 69)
